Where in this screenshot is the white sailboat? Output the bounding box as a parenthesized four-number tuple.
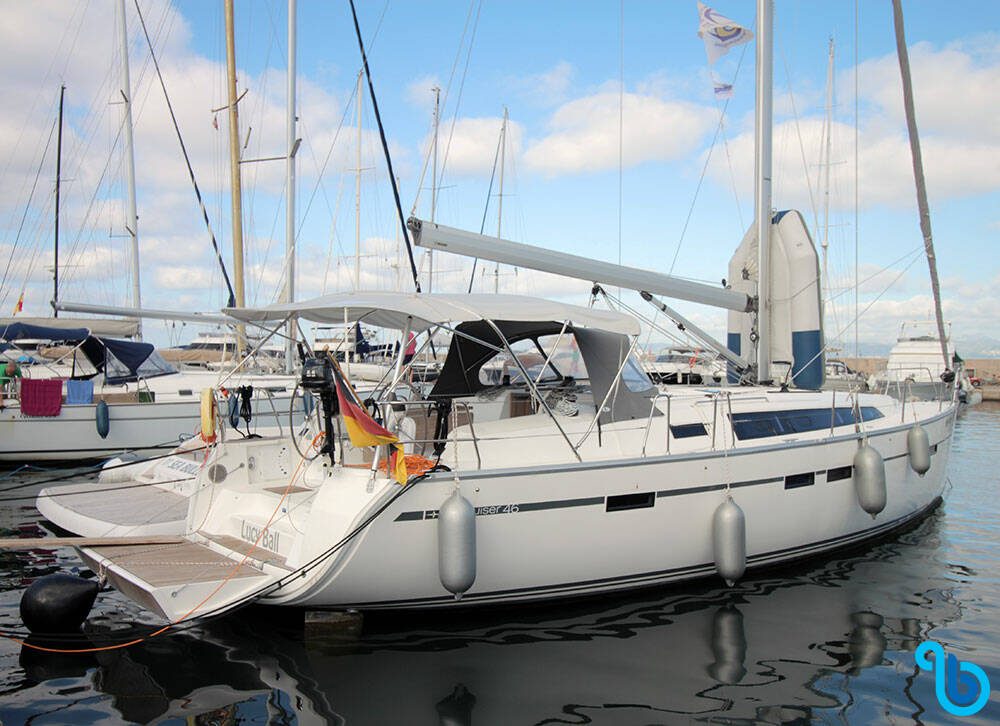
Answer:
(3, 0, 306, 463)
(63, 1, 958, 624)
(0, 320, 302, 462)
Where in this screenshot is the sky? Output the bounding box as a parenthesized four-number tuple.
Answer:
(1, 0, 998, 355)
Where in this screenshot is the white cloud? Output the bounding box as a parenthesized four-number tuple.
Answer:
(153, 265, 215, 290)
(821, 289, 1000, 348)
(422, 116, 523, 177)
(855, 40, 1000, 143)
(505, 61, 575, 107)
(524, 91, 716, 176)
(406, 75, 441, 109)
(696, 39, 1000, 212)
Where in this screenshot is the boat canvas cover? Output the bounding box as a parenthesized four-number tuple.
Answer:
(98, 338, 174, 385)
(574, 328, 659, 424)
(430, 321, 657, 424)
(0, 316, 140, 338)
(224, 291, 640, 336)
(430, 320, 573, 399)
(1, 322, 172, 384)
(0, 322, 91, 344)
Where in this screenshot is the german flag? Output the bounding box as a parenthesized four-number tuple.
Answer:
(330, 357, 408, 484)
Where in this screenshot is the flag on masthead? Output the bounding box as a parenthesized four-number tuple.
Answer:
(697, 2, 754, 67)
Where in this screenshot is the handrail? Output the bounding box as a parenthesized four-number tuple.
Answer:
(260, 387, 284, 437)
(453, 400, 481, 469)
(726, 391, 735, 448)
(371, 397, 485, 469)
(829, 390, 837, 436)
(711, 395, 718, 451)
(640, 392, 668, 458)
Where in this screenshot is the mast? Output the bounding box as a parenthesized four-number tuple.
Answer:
(53, 85, 65, 318)
(224, 0, 246, 349)
(754, 0, 774, 383)
(495, 106, 507, 294)
(428, 86, 440, 292)
(355, 70, 363, 290)
(117, 0, 142, 339)
(284, 0, 296, 372)
(891, 0, 950, 370)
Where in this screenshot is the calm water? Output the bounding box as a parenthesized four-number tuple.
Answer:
(1, 403, 999, 725)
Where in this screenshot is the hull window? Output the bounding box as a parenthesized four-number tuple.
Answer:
(827, 465, 853, 482)
(784, 472, 815, 489)
(606, 492, 655, 512)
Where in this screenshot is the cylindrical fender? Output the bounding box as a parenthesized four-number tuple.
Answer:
(228, 392, 240, 429)
(95, 400, 110, 439)
(712, 496, 746, 587)
(907, 423, 931, 475)
(853, 444, 886, 517)
(438, 488, 476, 598)
(200, 388, 217, 443)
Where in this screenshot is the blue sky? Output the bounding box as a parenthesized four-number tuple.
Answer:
(1, 1, 998, 354)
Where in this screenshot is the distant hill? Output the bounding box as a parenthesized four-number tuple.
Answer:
(953, 335, 1000, 358)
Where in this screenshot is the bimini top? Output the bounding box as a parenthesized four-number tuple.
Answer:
(224, 291, 640, 336)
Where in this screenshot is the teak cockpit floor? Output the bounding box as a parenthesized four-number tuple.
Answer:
(85, 540, 264, 587)
(41, 481, 189, 526)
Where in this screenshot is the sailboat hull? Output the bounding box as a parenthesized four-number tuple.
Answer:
(0, 397, 296, 461)
(89, 400, 954, 621)
(281, 407, 952, 610)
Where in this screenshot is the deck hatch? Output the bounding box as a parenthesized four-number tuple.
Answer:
(669, 423, 708, 439)
(730, 406, 884, 440)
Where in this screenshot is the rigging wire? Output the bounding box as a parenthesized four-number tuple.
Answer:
(61, 2, 176, 296)
(321, 155, 351, 294)
(467, 117, 505, 293)
(408, 0, 478, 219)
(618, 0, 624, 272)
(0, 115, 58, 302)
(0, 444, 209, 497)
(667, 38, 750, 276)
(296, 3, 389, 268)
(348, 0, 420, 292)
(854, 0, 860, 358)
(436, 0, 484, 214)
(132, 0, 237, 308)
(0, 0, 89, 236)
(788, 247, 925, 386)
(774, 17, 819, 230)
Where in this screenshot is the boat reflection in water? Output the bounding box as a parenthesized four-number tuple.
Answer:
(11, 509, 962, 725)
(13, 612, 339, 725)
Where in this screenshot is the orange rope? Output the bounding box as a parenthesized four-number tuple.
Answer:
(8, 432, 327, 654)
(377, 453, 437, 478)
